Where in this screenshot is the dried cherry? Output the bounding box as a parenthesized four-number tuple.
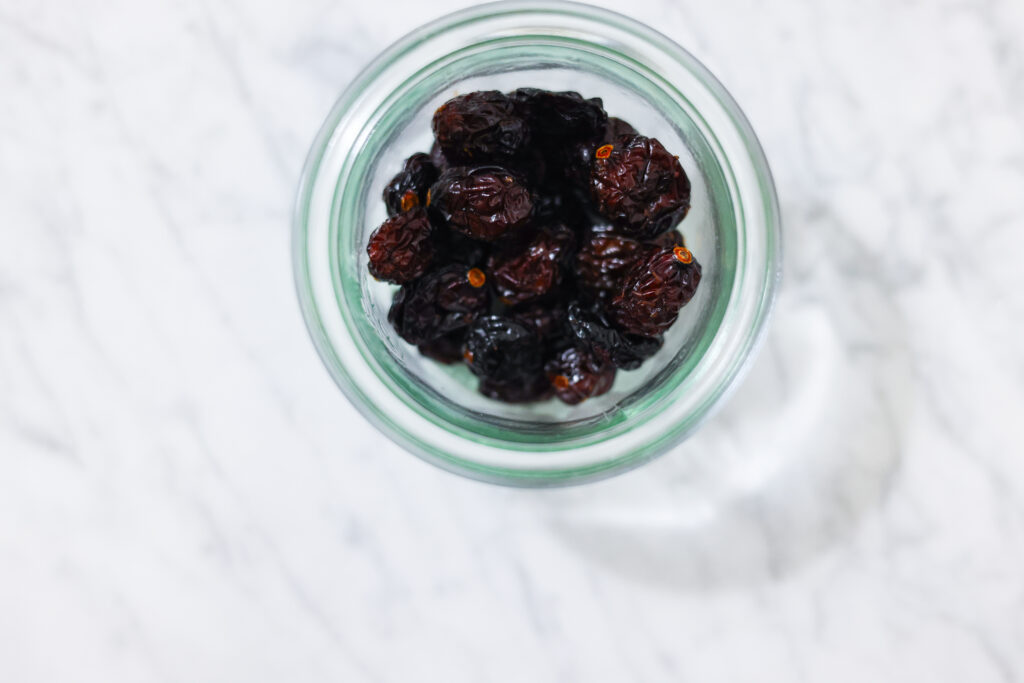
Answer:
(533, 192, 591, 232)
(429, 140, 449, 172)
(652, 229, 685, 250)
(574, 233, 649, 295)
(609, 247, 702, 337)
(366, 207, 435, 284)
(488, 223, 575, 305)
(428, 166, 534, 242)
(463, 315, 542, 381)
(417, 330, 466, 364)
(388, 264, 489, 344)
(433, 229, 489, 268)
(382, 153, 439, 217)
(566, 300, 662, 370)
(510, 301, 571, 350)
(511, 88, 607, 143)
(590, 134, 691, 238)
(605, 117, 638, 139)
(432, 91, 529, 165)
(574, 228, 686, 295)
(544, 346, 616, 405)
(479, 373, 552, 403)
(556, 116, 639, 189)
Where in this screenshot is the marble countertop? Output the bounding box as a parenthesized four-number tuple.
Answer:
(3, 0, 1024, 680)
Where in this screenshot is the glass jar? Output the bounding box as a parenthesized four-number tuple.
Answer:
(293, 0, 781, 486)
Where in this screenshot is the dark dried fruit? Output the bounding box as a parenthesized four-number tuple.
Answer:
(507, 147, 550, 188)
(590, 134, 691, 238)
(511, 88, 607, 142)
(652, 229, 685, 250)
(609, 247, 702, 337)
(545, 346, 616, 405)
(566, 301, 662, 370)
(488, 223, 575, 305)
(533, 192, 591, 232)
(574, 229, 686, 295)
(557, 117, 639, 189)
(510, 301, 570, 349)
(574, 233, 650, 294)
(532, 193, 566, 224)
(464, 315, 542, 381)
(479, 373, 552, 403)
(370, 89, 700, 405)
(558, 141, 598, 189)
(417, 330, 465, 364)
(428, 166, 534, 242)
(435, 266, 491, 313)
(388, 264, 489, 344)
(432, 91, 529, 165)
(366, 208, 435, 284)
(383, 153, 439, 217)
(605, 117, 638, 139)
(429, 140, 448, 172)
(434, 229, 489, 268)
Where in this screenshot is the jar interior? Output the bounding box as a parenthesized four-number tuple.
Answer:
(330, 39, 738, 448)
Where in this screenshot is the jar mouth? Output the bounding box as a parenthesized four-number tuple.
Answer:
(294, 0, 782, 486)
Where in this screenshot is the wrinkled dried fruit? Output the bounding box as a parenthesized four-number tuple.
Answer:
(428, 166, 534, 242)
(370, 89, 700, 405)
(566, 301, 662, 370)
(432, 91, 529, 165)
(429, 140, 448, 171)
(436, 267, 492, 313)
(507, 147, 550, 188)
(479, 373, 552, 403)
(511, 88, 607, 142)
(652, 229, 685, 250)
(433, 229, 489, 268)
(557, 116, 639, 189)
(510, 301, 570, 350)
(388, 264, 489, 344)
(366, 208, 435, 284)
(556, 142, 597, 189)
(574, 233, 650, 294)
(464, 315, 542, 381)
(544, 346, 616, 405)
(489, 223, 575, 305)
(417, 330, 466, 364)
(609, 247, 702, 337)
(574, 229, 686, 295)
(383, 153, 439, 217)
(533, 192, 590, 232)
(591, 134, 691, 238)
(605, 117, 638, 139)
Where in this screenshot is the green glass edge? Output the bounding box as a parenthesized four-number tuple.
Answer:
(293, 1, 781, 485)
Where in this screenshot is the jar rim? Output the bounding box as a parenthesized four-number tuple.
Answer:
(293, 0, 782, 486)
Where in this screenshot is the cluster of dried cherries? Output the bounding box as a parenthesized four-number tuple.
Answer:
(366, 89, 701, 405)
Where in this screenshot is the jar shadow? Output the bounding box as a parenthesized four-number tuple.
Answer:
(536, 275, 913, 591)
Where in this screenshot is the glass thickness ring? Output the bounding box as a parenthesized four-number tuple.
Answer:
(293, 1, 782, 486)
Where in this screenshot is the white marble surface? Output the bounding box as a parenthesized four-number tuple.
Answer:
(3, 0, 1024, 680)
